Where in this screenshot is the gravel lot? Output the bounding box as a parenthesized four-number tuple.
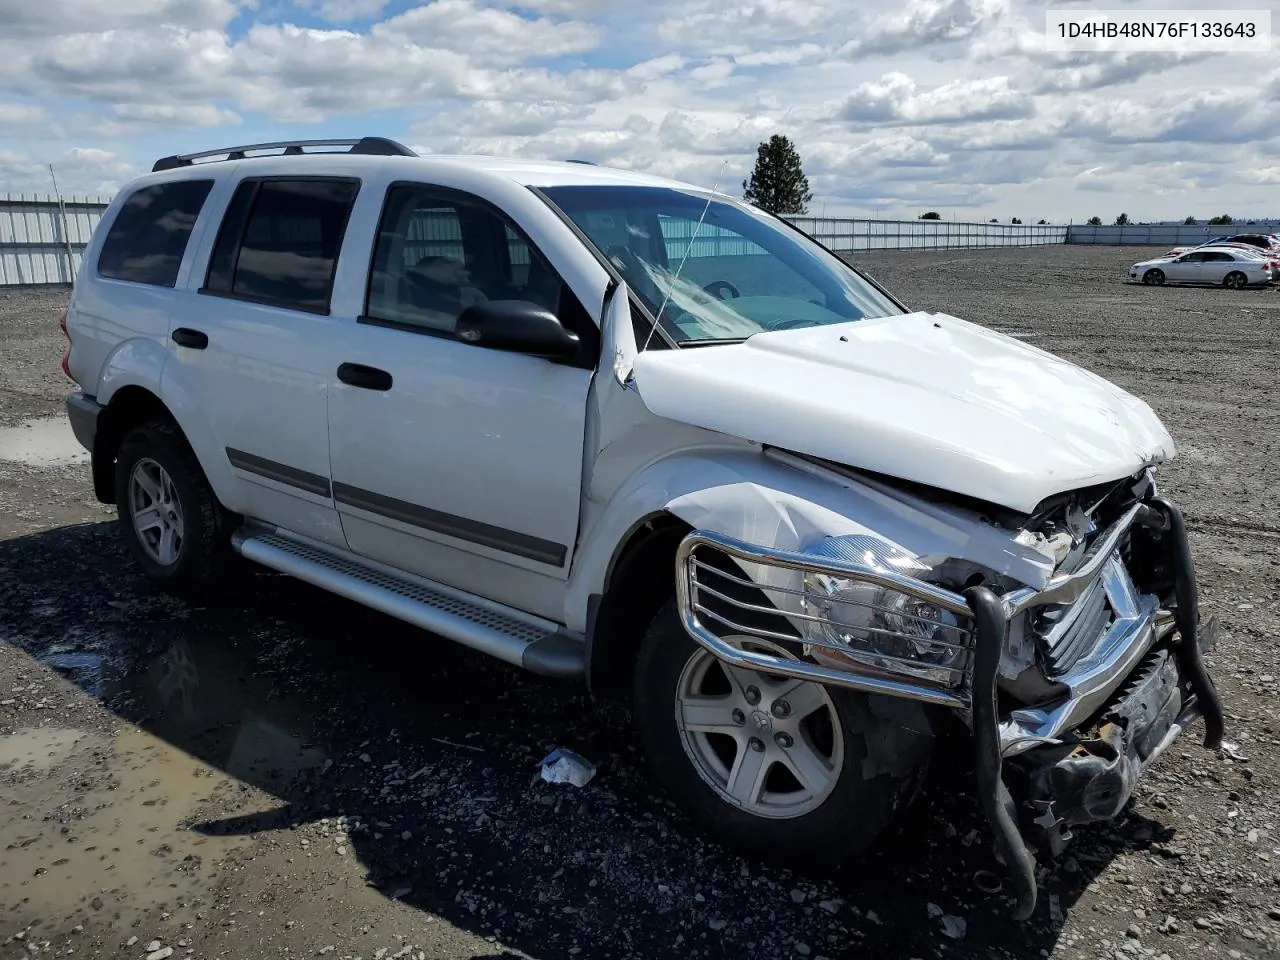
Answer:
(2, 245, 1278, 960)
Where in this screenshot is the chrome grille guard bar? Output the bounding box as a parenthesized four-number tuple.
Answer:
(675, 498, 1225, 922)
(674, 503, 1146, 712)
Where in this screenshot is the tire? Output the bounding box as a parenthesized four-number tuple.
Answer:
(1143, 269, 1165, 285)
(1224, 271, 1247, 290)
(114, 419, 234, 598)
(633, 601, 934, 869)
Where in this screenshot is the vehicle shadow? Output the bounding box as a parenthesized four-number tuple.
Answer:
(0, 521, 1185, 959)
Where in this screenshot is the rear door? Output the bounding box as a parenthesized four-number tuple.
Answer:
(168, 176, 361, 549)
(1199, 251, 1234, 284)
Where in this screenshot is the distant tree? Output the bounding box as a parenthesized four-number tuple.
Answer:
(1183, 216, 1197, 225)
(742, 135, 812, 215)
(1011, 217, 1022, 224)
(1208, 214, 1234, 225)
(1037, 219, 1047, 225)
(1087, 216, 1102, 225)
(919, 211, 942, 220)
(1114, 213, 1130, 226)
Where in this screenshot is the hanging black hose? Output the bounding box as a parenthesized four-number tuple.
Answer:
(965, 585, 1038, 921)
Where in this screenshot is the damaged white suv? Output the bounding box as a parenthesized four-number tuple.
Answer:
(63, 137, 1224, 917)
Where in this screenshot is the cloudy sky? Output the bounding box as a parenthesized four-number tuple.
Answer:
(0, 0, 1276, 221)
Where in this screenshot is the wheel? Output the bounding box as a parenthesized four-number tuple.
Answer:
(114, 420, 234, 597)
(1224, 271, 1247, 290)
(703, 280, 740, 300)
(633, 602, 934, 868)
(1142, 269, 1165, 285)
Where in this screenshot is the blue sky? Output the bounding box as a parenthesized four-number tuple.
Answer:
(1, 0, 1277, 221)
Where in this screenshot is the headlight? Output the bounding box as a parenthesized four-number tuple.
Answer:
(799, 537, 972, 688)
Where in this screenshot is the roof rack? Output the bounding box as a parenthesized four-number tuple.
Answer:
(152, 137, 417, 173)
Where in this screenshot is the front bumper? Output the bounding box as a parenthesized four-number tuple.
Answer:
(675, 497, 1224, 920)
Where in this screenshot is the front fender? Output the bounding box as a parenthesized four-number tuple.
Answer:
(564, 448, 1058, 633)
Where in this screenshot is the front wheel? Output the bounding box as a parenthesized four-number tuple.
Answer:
(1224, 271, 1247, 290)
(1142, 269, 1165, 285)
(633, 602, 934, 869)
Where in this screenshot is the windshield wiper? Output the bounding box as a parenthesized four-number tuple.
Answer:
(676, 337, 750, 347)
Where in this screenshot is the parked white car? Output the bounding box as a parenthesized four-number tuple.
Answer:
(62, 137, 1224, 920)
(1130, 247, 1273, 288)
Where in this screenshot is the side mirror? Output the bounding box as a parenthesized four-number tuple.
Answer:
(455, 300, 580, 362)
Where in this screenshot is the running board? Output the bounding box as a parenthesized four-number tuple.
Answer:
(231, 529, 584, 678)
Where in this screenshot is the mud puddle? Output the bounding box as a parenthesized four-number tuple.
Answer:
(0, 416, 88, 467)
(1, 628, 331, 937)
(0, 725, 243, 931)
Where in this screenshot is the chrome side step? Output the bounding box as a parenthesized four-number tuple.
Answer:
(231, 528, 584, 678)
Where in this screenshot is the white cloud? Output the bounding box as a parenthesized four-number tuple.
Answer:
(0, 0, 1275, 219)
(0, 0, 239, 37)
(293, 0, 390, 22)
(839, 0, 1009, 57)
(381, 0, 599, 66)
(840, 73, 1032, 125)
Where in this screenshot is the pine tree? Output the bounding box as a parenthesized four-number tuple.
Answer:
(742, 135, 812, 215)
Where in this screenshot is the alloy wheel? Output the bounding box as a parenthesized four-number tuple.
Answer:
(674, 640, 843, 819)
(129, 457, 185, 566)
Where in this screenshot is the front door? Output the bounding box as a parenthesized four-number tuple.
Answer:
(326, 183, 598, 620)
(1165, 252, 1204, 283)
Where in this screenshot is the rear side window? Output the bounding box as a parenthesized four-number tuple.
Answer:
(97, 180, 214, 287)
(203, 178, 359, 314)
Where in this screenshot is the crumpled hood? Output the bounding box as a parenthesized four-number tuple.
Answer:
(630, 312, 1174, 514)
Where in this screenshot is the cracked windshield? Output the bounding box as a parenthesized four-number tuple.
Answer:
(542, 186, 903, 343)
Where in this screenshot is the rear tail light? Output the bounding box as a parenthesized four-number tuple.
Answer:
(59, 308, 73, 381)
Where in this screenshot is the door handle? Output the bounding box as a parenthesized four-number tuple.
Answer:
(337, 362, 393, 391)
(171, 327, 208, 349)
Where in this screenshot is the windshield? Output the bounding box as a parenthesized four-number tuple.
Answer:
(540, 185, 903, 343)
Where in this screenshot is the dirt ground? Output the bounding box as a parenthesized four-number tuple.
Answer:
(1, 245, 1278, 960)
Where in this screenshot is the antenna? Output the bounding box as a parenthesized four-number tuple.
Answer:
(642, 159, 729, 352)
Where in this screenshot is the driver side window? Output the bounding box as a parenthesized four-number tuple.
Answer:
(364, 185, 566, 335)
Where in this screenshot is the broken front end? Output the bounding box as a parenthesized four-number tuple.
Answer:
(673, 468, 1225, 919)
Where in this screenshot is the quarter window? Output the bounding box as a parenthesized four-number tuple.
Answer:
(204, 178, 359, 314)
(97, 180, 214, 287)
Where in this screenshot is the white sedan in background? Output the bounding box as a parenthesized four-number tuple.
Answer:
(1129, 247, 1273, 289)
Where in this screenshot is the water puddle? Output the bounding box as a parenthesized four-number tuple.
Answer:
(0, 416, 89, 467)
(2, 631, 331, 933)
(0, 725, 250, 930)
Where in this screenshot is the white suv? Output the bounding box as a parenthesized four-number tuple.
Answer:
(62, 137, 1224, 917)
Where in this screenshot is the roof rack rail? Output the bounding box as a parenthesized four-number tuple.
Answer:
(565, 159, 597, 165)
(152, 137, 417, 173)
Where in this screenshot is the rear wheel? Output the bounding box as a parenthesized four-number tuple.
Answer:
(1224, 271, 1247, 290)
(1142, 269, 1165, 285)
(633, 602, 934, 868)
(114, 420, 235, 598)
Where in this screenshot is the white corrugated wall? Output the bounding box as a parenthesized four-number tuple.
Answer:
(0, 194, 110, 286)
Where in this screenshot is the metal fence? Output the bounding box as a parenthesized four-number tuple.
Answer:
(1064, 223, 1280, 246)
(0, 194, 111, 286)
(5, 190, 1277, 287)
(785, 217, 1067, 251)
